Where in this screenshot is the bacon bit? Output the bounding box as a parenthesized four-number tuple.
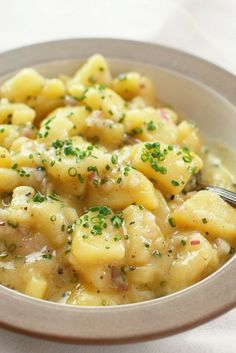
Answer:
(214, 238, 221, 247)
(139, 83, 146, 89)
(159, 109, 169, 121)
(88, 172, 97, 182)
(190, 239, 200, 246)
(110, 267, 128, 290)
(22, 128, 32, 138)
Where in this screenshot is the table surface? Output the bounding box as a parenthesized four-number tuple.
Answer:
(0, 0, 235, 352)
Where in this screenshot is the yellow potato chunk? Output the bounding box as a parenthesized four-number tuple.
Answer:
(74, 265, 111, 291)
(25, 274, 48, 299)
(123, 205, 164, 265)
(67, 81, 85, 98)
(71, 236, 125, 265)
(0, 68, 66, 120)
(85, 166, 159, 210)
(27, 90, 65, 120)
(201, 152, 236, 191)
(40, 106, 90, 140)
(111, 72, 155, 105)
(1, 68, 45, 101)
(46, 106, 90, 135)
(168, 232, 217, 292)
(172, 190, 236, 242)
(0, 125, 22, 149)
(67, 287, 122, 306)
(128, 96, 147, 109)
(31, 199, 68, 247)
(0, 99, 36, 125)
(10, 137, 41, 168)
(0, 167, 50, 194)
(10, 186, 34, 210)
(122, 109, 144, 131)
(131, 142, 202, 195)
(127, 265, 159, 286)
(82, 110, 124, 149)
(38, 115, 73, 143)
(0, 124, 38, 149)
(111, 72, 142, 100)
(43, 138, 110, 196)
(156, 108, 179, 124)
(139, 76, 156, 105)
(0, 146, 11, 168)
(73, 54, 112, 87)
(124, 107, 178, 144)
(40, 79, 65, 99)
(70, 208, 125, 265)
(0, 168, 31, 193)
(79, 86, 125, 122)
(177, 120, 202, 152)
(0, 186, 34, 226)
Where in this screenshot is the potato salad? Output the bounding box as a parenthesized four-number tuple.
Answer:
(0, 55, 235, 306)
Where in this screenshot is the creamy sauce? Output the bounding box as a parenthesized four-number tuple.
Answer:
(0, 55, 235, 306)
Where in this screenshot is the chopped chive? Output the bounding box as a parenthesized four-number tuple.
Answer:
(68, 167, 77, 177)
(168, 217, 176, 228)
(111, 155, 118, 165)
(152, 250, 161, 257)
(50, 215, 56, 222)
(147, 121, 156, 131)
(171, 180, 179, 186)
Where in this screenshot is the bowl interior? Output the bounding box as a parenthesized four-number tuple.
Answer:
(0, 40, 235, 344)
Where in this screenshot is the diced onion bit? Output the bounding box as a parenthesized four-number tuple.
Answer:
(168, 217, 176, 228)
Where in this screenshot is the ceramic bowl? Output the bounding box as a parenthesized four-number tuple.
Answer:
(0, 38, 235, 344)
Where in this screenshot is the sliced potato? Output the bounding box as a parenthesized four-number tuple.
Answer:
(0, 146, 11, 168)
(80, 86, 125, 122)
(177, 120, 202, 152)
(73, 54, 112, 87)
(0, 99, 36, 125)
(82, 111, 124, 149)
(67, 287, 122, 306)
(25, 274, 48, 299)
(124, 107, 178, 144)
(123, 205, 164, 266)
(168, 232, 218, 292)
(70, 208, 125, 266)
(42, 138, 110, 196)
(111, 72, 155, 105)
(0, 68, 45, 102)
(131, 142, 202, 195)
(85, 166, 159, 210)
(172, 190, 236, 242)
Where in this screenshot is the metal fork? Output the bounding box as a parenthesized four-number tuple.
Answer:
(195, 171, 236, 207)
(204, 185, 236, 207)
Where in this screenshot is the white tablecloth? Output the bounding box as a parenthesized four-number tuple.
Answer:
(0, 0, 235, 352)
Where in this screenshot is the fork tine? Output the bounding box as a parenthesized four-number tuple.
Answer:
(206, 186, 236, 207)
